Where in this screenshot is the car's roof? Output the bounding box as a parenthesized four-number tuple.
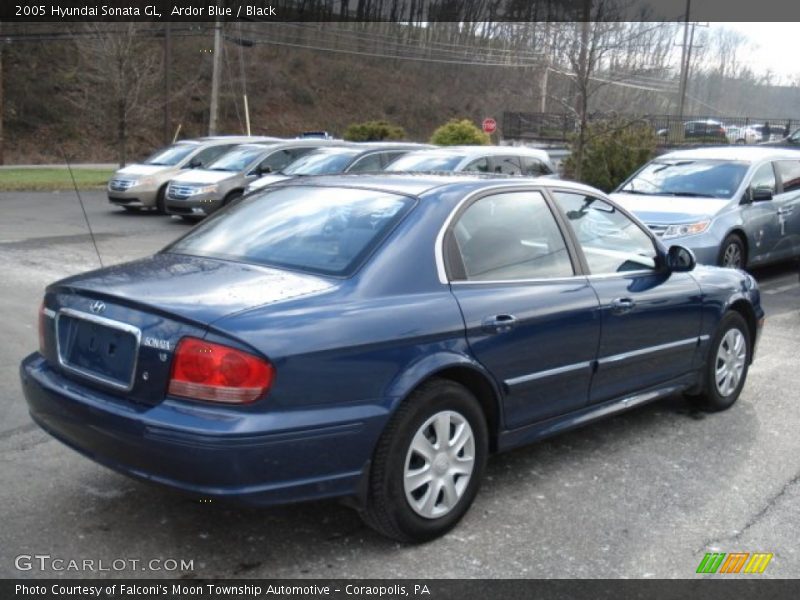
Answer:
(195, 136, 283, 144)
(355, 142, 435, 149)
(657, 146, 800, 162)
(397, 145, 552, 159)
(273, 172, 596, 197)
(254, 139, 353, 150)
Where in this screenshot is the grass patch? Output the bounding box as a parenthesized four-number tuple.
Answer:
(0, 168, 114, 191)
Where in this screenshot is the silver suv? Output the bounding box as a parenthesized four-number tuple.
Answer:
(165, 139, 350, 219)
(107, 136, 279, 213)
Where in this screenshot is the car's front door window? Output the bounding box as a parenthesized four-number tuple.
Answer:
(552, 192, 657, 273)
(749, 162, 777, 196)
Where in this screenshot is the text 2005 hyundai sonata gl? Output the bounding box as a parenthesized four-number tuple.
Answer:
(21, 175, 764, 542)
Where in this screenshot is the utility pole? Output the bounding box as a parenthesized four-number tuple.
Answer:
(677, 0, 692, 120)
(0, 21, 4, 166)
(163, 22, 172, 145)
(208, 17, 222, 136)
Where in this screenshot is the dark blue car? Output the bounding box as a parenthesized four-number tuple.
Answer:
(20, 175, 764, 542)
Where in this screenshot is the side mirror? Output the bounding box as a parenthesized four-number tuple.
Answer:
(185, 159, 201, 169)
(258, 166, 272, 175)
(666, 245, 696, 272)
(750, 186, 773, 202)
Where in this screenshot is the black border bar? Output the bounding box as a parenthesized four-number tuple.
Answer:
(3, 0, 800, 22)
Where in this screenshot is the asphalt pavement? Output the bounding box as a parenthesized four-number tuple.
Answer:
(1, 190, 798, 579)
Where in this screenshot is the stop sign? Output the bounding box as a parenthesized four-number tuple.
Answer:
(482, 118, 497, 134)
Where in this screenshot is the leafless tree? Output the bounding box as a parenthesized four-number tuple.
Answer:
(71, 23, 162, 166)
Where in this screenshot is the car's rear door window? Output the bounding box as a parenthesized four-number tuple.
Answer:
(166, 187, 414, 277)
(451, 191, 574, 281)
(489, 156, 522, 175)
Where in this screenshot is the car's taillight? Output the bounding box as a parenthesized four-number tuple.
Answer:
(168, 337, 274, 404)
(38, 301, 46, 354)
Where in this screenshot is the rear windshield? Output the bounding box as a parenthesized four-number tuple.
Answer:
(144, 143, 198, 166)
(166, 187, 415, 276)
(283, 149, 360, 175)
(617, 159, 748, 199)
(206, 147, 266, 172)
(385, 153, 466, 172)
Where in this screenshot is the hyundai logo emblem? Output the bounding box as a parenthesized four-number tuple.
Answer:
(90, 300, 106, 314)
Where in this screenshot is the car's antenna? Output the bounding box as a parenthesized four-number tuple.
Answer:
(62, 150, 104, 268)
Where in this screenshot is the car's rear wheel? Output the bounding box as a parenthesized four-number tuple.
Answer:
(718, 234, 746, 269)
(362, 379, 488, 542)
(690, 312, 751, 412)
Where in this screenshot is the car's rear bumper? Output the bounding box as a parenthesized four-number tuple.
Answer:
(20, 353, 383, 506)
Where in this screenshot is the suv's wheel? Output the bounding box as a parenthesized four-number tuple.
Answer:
(155, 184, 168, 214)
(691, 312, 751, 412)
(362, 379, 488, 542)
(718, 234, 746, 269)
(222, 190, 242, 207)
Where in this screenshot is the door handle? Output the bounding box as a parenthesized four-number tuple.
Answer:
(610, 297, 636, 315)
(481, 314, 517, 334)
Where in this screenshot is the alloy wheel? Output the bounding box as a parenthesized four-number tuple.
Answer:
(715, 328, 747, 396)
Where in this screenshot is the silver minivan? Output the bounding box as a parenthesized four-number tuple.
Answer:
(164, 139, 349, 219)
(611, 146, 800, 269)
(107, 136, 279, 213)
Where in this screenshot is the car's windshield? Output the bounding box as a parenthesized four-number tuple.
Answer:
(206, 147, 266, 172)
(143, 143, 198, 166)
(618, 159, 748, 198)
(282, 149, 360, 175)
(385, 153, 466, 172)
(166, 187, 415, 276)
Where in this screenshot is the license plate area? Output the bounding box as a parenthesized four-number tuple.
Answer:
(56, 308, 141, 391)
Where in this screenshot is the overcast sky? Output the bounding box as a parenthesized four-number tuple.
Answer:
(709, 22, 798, 83)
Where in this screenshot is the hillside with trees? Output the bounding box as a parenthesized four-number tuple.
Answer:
(2, 19, 799, 165)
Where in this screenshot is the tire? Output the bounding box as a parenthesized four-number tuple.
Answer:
(221, 190, 242, 208)
(690, 312, 751, 412)
(155, 185, 168, 214)
(362, 379, 488, 543)
(718, 234, 746, 269)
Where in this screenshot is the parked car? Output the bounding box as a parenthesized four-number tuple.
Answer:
(611, 146, 800, 268)
(245, 143, 433, 193)
(22, 174, 763, 542)
(164, 139, 348, 219)
(107, 136, 280, 213)
(683, 120, 727, 141)
(657, 120, 728, 142)
(385, 145, 556, 176)
(759, 127, 800, 148)
(725, 125, 760, 145)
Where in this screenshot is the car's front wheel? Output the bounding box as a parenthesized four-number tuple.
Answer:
(362, 379, 488, 542)
(718, 234, 746, 269)
(691, 312, 751, 411)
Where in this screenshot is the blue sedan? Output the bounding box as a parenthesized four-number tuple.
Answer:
(20, 175, 764, 542)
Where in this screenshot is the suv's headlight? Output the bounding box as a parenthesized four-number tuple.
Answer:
(193, 184, 218, 195)
(661, 219, 711, 239)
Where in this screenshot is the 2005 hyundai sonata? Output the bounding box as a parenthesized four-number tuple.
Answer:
(21, 174, 763, 542)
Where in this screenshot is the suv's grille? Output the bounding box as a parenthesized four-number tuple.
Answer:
(167, 184, 196, 200)
(108, 178, 136, 192)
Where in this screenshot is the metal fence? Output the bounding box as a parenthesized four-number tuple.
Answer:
(502, 111, 796, 145)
